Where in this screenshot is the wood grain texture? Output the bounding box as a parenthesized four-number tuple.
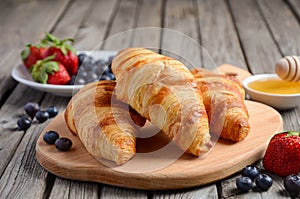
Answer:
(197, 0, 247, 70)
(257, 0, 300, 56)
(161, 0, 202, 70)
(102, 0, 139, 50)
(131, 0, 163, 51)
(0, 85, 44, 176)
(228, 0, 282, 74)
(73, 0, 117, 50)
(49, 178, 99, 199)
(287, 0, 300, 21)
(36, 99, 283, 190)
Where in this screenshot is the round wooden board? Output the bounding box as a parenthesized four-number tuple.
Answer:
(36, 100, 283, 190)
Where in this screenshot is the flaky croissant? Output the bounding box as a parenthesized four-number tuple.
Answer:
(111, 48, 212, 156)
(65, 81, 146, 165)
(191, 68, 250, 142)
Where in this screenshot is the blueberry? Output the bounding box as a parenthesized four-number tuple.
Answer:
(105, 64, 113, 74)
(55, 137, 72, 151)
(107, 55, 115, 64)
(99, 74, 112, 80)
(17, 117, 31, 130)
(43, 130, 59, 144)
(95, 59, 106, 67)
(255, 174, 273, 191)
(46, 106, 59, 118)
(77, 53, 88, 66)
(236, 176, 253, 192)
(76, 78, 86, 85)
(24, 102, 40, 118)
(241, 165, 259, 180)
(35, 110, 49, 123)
(284, 174, 300, 197)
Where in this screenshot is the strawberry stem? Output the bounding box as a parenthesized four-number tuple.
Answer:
(287, 131, 300, 136)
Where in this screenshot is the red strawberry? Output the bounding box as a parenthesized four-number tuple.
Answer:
(263, 131, 300, 176)
(21, 44, 47, 68)
(42, 32, 78, 76)
(47, 63, 71, 85)
(30, 55, 70, 85)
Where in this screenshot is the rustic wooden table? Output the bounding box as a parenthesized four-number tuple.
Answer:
(1, 0, 300, 198)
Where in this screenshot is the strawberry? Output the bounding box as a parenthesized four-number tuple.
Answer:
(42, 32, 78, 76)
(47, 62, 71, 85)
(263, 131, 300, 176)
(30, 55, 70, 85)
(21, 44, 47, 68)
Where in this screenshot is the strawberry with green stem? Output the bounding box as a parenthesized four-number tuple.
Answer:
(21, 44, 48, 68)
(30, 55, 71, 85)
(42, 32, 78, 76)
(263, 131, 300, 176)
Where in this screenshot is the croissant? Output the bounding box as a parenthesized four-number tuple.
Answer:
(111, 48, 212, 156)
(191, 68, 250, 142)
(65, 80, 146, 165)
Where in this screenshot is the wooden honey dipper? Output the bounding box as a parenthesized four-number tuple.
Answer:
(275, 56, 300, 82)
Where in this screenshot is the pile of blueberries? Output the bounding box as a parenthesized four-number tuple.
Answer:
(17, 102, 58, 130)
(236, 165, 300, 197)
(69, 53, 116, 85)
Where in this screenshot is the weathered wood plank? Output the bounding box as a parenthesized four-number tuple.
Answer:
(152, 185, 218, 199)
(197, 0, 247, 70)
(49, 178, 99, 199)
(73, 0, 117, 50)
(102, 0, 139, 50)
(0, 93, 70, 198)
(161, 0, 202, 70)
(131, 0, 163, 51)
(0, 85, 44, 177)
(257, 0, 300, 56)
(228, 0, 281, 74)
(286, 0, 300, 22)
(100, 185, 147, 199)
(51, 0, 93, 40)
(0, 0, 70, 106)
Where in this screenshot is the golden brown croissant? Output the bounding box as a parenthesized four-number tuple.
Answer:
(111, 48, 212, 156)
(191, 68, 250, 142)
(65, 81, 146, 165)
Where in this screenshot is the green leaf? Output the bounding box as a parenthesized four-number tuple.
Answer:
(43, 55, 56, 62)
(65, 44, 76, 54)
(39, 72, 48, 84)
(21, 47, 30, 60)
(44, 61, 59, 74)
(61, 45, 67, 55)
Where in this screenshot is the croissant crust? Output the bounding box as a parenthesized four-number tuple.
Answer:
(65, 81, 146, 165)
(112, 48, 212, 156)
(191, 68, 250, 142)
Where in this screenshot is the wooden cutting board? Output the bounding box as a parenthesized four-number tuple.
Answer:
(36, 65, 283, 190)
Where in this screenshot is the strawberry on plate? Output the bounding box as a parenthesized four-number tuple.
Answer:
(263, 131, 300, 176)
(21, 44, 48, 68)
(42, 32, 78, 76)
(30, 55, 71, 85)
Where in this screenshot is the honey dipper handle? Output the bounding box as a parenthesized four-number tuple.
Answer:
(275, 56, 300, 82)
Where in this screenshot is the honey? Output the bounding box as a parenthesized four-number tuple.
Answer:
(248, 79, 300, 94)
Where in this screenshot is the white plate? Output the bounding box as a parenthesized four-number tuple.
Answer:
(243, 74, 300, 110)
(11, 50, 117, 97)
